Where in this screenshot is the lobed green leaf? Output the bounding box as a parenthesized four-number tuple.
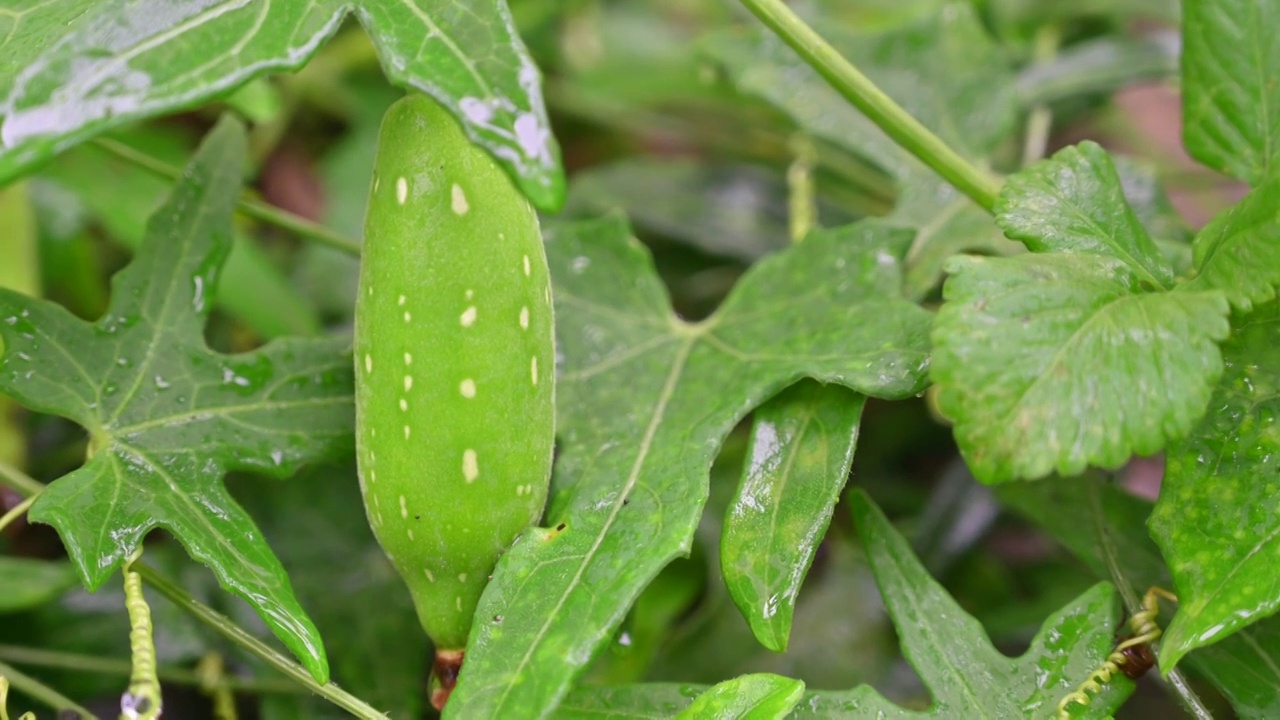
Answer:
(932, 252, 1229, 483)
(0, 0, 564, 209)
(1184, 172, 1280, 312)
(1151, 301, 1280, 670)
(1182, 0, 1280, 184)
(0, 118, 353, 682)
(446, 215, 932, 718)
(995, 141, 1172, 289)
(558, 491, 1132, 719)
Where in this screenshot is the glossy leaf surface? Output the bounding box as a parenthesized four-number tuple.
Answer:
(674, 673, 804, 720)
(0, 118, 354, 682)
(721, 380, 864, 652)
(1152, 301, 1280, 669)
(0, 0, 564, 209)
(446, 215, 932, 718)
(557, 490, 1131, 719)
(932, 251, 1228, 483)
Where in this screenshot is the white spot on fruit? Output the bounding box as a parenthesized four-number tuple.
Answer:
(404, 425, 411, 439)
(465, 289, 474, 300)
(408, 529, 415, 540)
(460, 306, 477, 327)
(458, 573, 468, 583)
(531, 356, 539, 385)
(396, 176, 408, 205)
(364, 354, 372, 373)
(523, 254, 531, 276)
(403, 311, 412, 323)
(369, 470, 376, 484)
(399, 495, 408, 519)
(460, 378, 476, 398)
(399, 398, 408, 411)
(398, 295, 406, 306)
(424, 568, 435, 582)
(404, 352, 413, 365)
(456, 596, 462, 611)
(463, 449, 479, 483)
(404, 375, 414, 391)
(519, 306, 529, 330)
(451, 183, 470, 215)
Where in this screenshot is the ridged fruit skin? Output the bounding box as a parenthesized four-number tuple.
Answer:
(354, 93, 554, 653)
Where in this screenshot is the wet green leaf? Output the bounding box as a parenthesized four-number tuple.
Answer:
(446, 215, 932, 718)
(997, 473, 1280, 719)
(722, 380, 864, 653)
(674, 673, 804, 720)
(932, 252, 1229, 483)
(560, 491, 1132, 719)
(0, 558, 77, 614)
(995, 142, 1172, 289)
(847, 490, 1128, 718)
(0, 118, 354, 683)
(1184, 172, 1280, 312)
(36, 126, 322, 339)
(0, 0, 564, 209)
(1182, 0, 1280, 184)
(0, 182, 39, 470)
(1151, 301, 1280, 670)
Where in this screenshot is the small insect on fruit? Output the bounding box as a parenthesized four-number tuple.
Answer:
(354, 93, 555, 710)
(1056, 586, 1176, 719)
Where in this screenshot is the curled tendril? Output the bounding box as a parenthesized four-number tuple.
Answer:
(1056, 586, 1177, 719)
(120, 550, 162, 720)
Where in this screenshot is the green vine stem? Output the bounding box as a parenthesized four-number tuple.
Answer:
(91, 138, 361, 256)
(0, 661, 98, 719)
(0, 461, 44, 498)
(120, 551, 161, 720)
(0, 465, 385, 719)
(0, 494, 35, 535)
(0, 646, 302, 696)
(737, 0, 1003, 213)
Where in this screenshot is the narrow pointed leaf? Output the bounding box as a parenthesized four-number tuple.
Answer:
(1184, 172, 1280, 312)
(995, 142, 1171, 289)
(1151, 301, 1280, 669)
(849, 489, 1129, 718)
(722, 380, 864, 653)
(445, 216, 932, 718)
(567, 494, 1142, 718)
(0, 0, 563, 209)
(674, 674, 804, 720)
(998, 473, 1280, 719)
(932, 253, 1229, 483)
(1182, 0, 1280, 184)
(0, 118, 353, 682)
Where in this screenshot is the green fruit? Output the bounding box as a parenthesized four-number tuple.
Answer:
(354, 94, 554, 705)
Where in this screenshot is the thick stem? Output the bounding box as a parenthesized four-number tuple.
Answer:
(737, 0, 1003, 212)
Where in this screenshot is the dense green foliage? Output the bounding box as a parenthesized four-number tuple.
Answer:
(1, 0, 1278, 718)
